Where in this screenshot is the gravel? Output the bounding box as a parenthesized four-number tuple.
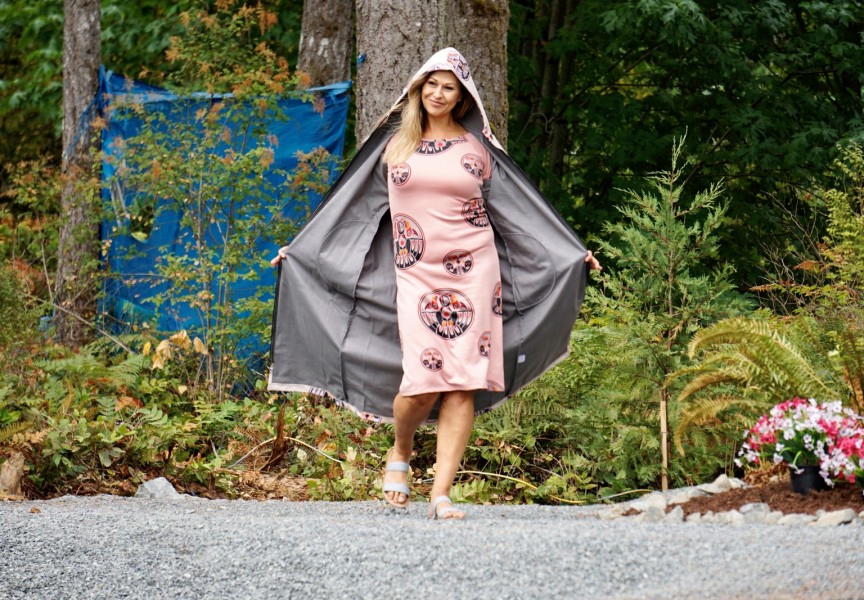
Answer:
(1, 495, 862, 599)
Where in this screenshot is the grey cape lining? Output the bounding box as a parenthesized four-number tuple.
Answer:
(268, 110, 588, 422)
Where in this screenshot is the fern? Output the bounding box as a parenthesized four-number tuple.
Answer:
(0, 421, 32, 443)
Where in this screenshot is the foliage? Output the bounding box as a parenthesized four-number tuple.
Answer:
(0, 264, 41, 361)
(0, 0, 304, 183)
(0, 157, 60, 294)
(582, 136, 752, 487)
(509, 0, 864, 282)
(102, 3, 330, 397)
(675, 144, 864, 440)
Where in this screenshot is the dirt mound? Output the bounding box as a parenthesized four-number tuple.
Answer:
(677, 479, 864, 516)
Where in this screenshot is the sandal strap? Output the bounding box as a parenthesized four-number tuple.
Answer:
(383, 482, 410, 495)
(431, 495, 462, 519)
(385, 461, 410, 473)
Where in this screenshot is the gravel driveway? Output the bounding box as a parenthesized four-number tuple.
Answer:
(1, 495, 861, 599)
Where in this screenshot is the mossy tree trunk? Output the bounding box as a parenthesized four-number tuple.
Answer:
(55, 0, 100, 346)
(354, 0, 509, 146)
(297, 0, 355, 87)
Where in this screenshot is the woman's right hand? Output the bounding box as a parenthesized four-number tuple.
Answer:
(270, 247, 289, 266)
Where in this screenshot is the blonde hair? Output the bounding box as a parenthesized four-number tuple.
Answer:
(382, 71, 475, 166)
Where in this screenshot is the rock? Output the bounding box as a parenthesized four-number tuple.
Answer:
(685, 512, 701, 524)
(729, 477, 747, 490)
(597, 506, 626, 521)
(859, 510, 864, 521)
(777, 514, 817, 526)
(666, 489, 704, 505)
(664, 506, 684, 523)
(811, 509, 857, 527)
(135, 477, 179, 499)
(765, 511, 784, 525)
(712, 474, 734, 492)
(739, 503, 772, 524)
(696, 483, 726, 495)
(633, 506, 666, 523)
(739, 502, 770, 516)
(630, 492, 667, 512)
(700, 511, 716, 524)
(715, 510, 745, 525)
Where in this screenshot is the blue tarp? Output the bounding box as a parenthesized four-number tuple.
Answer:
(98, 68, 351, 341)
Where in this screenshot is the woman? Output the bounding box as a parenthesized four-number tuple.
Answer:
(269, 49, 600, 520)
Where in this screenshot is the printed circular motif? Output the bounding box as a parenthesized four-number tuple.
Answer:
(443, 249, 474, 277)
(447, 51, 471, 80)
(418, 289, 475, 340)
(492, 281, 503, 317)
(462, 198, 489, 228)
(390, 163, 411, 186)
(420, 348, 444, 372)
(392, 214, 425, 269)
(461, 154, 484, 179)
(478, 331, 491, 358)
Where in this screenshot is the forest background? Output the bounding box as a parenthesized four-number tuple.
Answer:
(0, 0, 862, 503)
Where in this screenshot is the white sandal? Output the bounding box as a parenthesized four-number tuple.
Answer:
(382, 451, 410, 509)
(429, 495, 465, 520)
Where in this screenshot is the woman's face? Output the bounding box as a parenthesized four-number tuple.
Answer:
(421, 70, 463, 119)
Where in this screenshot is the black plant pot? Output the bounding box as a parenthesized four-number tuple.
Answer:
(789, 465, 829, 495)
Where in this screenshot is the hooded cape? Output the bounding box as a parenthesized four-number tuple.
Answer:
(268, 48, 588, 421)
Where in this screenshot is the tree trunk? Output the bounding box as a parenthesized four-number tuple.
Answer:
(354, 0, 509, 146)
(297, 0, 354, 87)
(55, 0, 100, 347)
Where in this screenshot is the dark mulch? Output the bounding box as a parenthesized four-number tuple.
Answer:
(673, 480, 864, 516)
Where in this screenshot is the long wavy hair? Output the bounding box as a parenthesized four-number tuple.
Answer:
(382, 71, 476, 166)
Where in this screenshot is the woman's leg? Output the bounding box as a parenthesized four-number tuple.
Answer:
(384, 392, 439, 506)
(429, 390, 475, 518)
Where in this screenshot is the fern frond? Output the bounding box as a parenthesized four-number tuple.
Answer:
(686, 317, 834, 400)
(108, 353, 149, 388)
(0, 421, 33, 443)
(673, 394, 768, 455)
(676, 368, 750, 404)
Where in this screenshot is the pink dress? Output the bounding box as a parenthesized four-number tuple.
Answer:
(387, 132, 505, 396)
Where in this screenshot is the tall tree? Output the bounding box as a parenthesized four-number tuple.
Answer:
(354, 0, 509, 145)
(297, 0, 354, 87)
(55, 0, 100, 346)
(509, 0, 864, 284)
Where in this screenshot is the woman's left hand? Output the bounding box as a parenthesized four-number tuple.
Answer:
(585, 250, 602, 272)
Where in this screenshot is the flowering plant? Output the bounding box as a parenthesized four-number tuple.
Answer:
(735, 398, 864, 489)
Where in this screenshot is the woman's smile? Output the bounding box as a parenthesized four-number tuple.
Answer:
(421, 71, 462, 118)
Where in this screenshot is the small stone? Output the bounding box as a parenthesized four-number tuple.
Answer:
(685, 512, 701, 524)
(597, 506, 626, 521)
(696, 483, 725, 495)
(712, 474, 734, 492)
(729, 477, 747, 490)
(639, 506, 666, 523)
(630, 492, 667, 512)
(764, 511, 783, 525)
(739, 502, 770, 515)
(812, 509, 857, 527)
(135, 477, 179, 499)
(815, 509, 826, 519)
(667, 489, 702, 505)
(664, 506, 684, 523)
(777, 513, 817, 526)
(716, 510, 744, 525)
(740, 503, 772, 524)
(859, 510, 864, 521)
